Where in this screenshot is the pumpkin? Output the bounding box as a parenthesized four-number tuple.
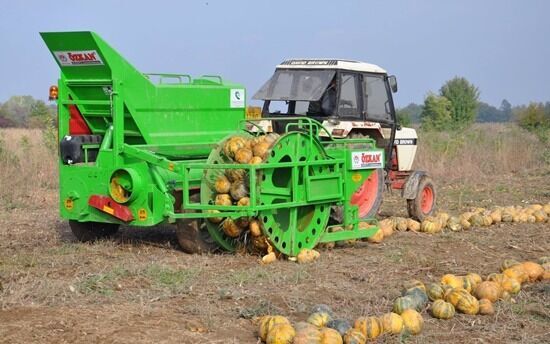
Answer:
(249, 156, 263, 165)
(466, 273, 482, 288)
(400, 309, 423, 335)
(403, 287, 429, 310)
(293, 324, 322, 344)
(367, 228, 384, 243)
(379, 219, 395, 231)
(225, 168, 246, 183)
(459, 212, 473, 221)
(527, 215, 536, 223)
(259, 315, 291, 341)
(436, 212, 450, 225)
(249, 220, 262, 237)
(474, 281, 501, 303)
(420, 219, 439, 234)
(297, 249, 321, 264)
(445, 288, 470, 307)
(539, 256, 550, 265)
(427, 283, 445, 301)
(431, 300, 455, 320)
(222, 218, 242, 237)
(460, 219, 472, 230)
(543, 204, 550, 215)
(478, 299, 494, 315)
(237, 197, 250, 207)
(252, 236, 269, 251)
(261, 252, 277, 264)
(253, 141, 271, 159)
(469, 214, 484, 227)
(455, 293, 479, 315)
(379, 312, 403, 335)
(481, 215, 493, 226)
(230, 180, 249, 201)
(499, 291, 512, 302)
(406, 218, 421, 232)
(446, 216, 462, 231)
(380, 223, 393, 237)
(503, 265, 528, 283)
(501, 211, 514, 222)
(490, 210, 502, 223)
(342, 328, 365, 344)
(215, 193, 233, 206)
(461, 276, 473, 293)
(441, 274, 463, 289)
(396, 217, 408, 231)
(306, 312, 332, 327)
(402, 280, 426, 293)
(500, 276, 521, 294)
(214, 175, 231, 194)
(264, 132, 280, 145)
(320, 328, 343, 344)
(327, 319, 351, 336)
(266, 323, 296, 344)
(501, 259, 520, 271)
(311, 304, 334, 318)
(223, 136, 247, 158)
(206, 209, 223, 224)
(235, 217, 250, 229)
(235, 147, 253, 164)
(353, 316, 381, 340)
(521, 261, 544, 282)
(393, 295, 417, 314)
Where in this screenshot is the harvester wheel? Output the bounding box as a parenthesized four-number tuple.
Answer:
(69, 220, 119, 242)
(176, 194, 218, 254)
(407, 176, 436, 221)
(350, 168, 384, 219)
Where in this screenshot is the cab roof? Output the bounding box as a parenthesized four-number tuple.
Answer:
(276, 59, 387, 74)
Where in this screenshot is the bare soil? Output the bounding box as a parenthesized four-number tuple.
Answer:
(0, 170, 549, 343)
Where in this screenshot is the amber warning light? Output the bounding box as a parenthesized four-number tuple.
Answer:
(49, 85, 58, 100)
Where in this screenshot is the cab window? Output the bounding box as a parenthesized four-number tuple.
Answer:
(338, 73, 360, 118)
(363, 74, 391, 122)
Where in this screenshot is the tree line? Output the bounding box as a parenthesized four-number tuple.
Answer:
(0, 96, 56, 128)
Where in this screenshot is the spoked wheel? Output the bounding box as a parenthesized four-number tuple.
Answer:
(258, 132, 331, 256)
(407, 176, 437, 221)
(69, 220, 119, 242)
(176, 193, 218, 254)
(350, 168, 384, 219)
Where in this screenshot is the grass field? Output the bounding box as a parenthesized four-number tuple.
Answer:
(0, 125, 549, 343)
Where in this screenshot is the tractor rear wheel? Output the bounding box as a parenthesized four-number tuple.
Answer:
(176, 193, 218, 254)
(407, 176, 436, 221)
(69, 220, 119, 242)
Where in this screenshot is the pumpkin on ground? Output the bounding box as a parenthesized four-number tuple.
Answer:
(460, 219, 472, 230)
(446, 216, 462, 231)
(354, 316, 381, 340)
(478, 299, 495, 315)
(431, 300, 455, 320)
(427, 283, 445, 301)
(380, 223, 393, 237)
(367, 228, 384, 243)
(490, 210, 502, 223)
(307, 312, 332, 327)
(521, 261, 544, 282)
(445, 288, 470, 307)
(420, 219, 440, 234)
(402, 280, 426, 293)
(474, 281, 501, 303)
(393, 295, 417, 314)
(469, 214, 484, 227)
(533, 210, 548, 222)
(311, 304, 334, 317)
(396, 217, 408, 231)
(297, 249, 321, 264)
(461, 276, 473, 293)
(455, 293, 479, 315)
(501, 259, 520, 271)
(407, 218, 421, 231)
(379, 312, 403, 335)
(403, 287, 429, 310)
(266, 323, 296, 344)
(259, 315, 291, 341)
(441, 274, 463, 289)
(320, 328, 343, 344)
(293, 325, 322, 344)
(503, 265, 528, 283)
(327, 319, 351, 336)
(466, 273, 482, 288)
(343, 328, 366, 344)
(400, 309, 423, 335)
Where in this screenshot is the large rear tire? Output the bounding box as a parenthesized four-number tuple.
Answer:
(69, 220, 119, 242)
(176, 193, 218, 254)
(350, 168, 384, 219)
(407, 176, 436, 221)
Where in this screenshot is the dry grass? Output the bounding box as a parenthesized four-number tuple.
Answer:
(414, 123, 549, 183)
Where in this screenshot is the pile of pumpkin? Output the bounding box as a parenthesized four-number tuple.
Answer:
(256, 257, 550, 343)
(207, 133, 280, 255)
(257, 303, 423, 344)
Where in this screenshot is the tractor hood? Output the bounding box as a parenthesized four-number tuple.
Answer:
(253, 69, 335, 101)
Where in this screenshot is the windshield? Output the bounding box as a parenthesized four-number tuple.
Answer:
(253, 69, 336, 101)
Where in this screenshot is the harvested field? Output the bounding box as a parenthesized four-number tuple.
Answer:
(0, 127, 549, 343)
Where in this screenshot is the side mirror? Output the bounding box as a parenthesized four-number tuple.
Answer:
(388, 75, 398, 93)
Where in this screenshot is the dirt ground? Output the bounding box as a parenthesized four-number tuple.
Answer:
(0, 169, 549, 343)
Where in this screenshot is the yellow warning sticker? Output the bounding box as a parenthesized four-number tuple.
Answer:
(102, 205, 115, 215)
(64, 199, 74, 210)
(168, 162, 175, 171)
(351, 173, 363, 183)
(138, 208, 147, 221)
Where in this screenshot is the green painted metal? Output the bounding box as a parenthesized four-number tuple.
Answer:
(43, 31, 385, 255)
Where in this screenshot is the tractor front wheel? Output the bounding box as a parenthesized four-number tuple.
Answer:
(407, 176, 436, 221)
(69, 220, 119, 242)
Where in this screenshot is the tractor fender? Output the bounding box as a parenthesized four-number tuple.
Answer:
(402, 171, 427, 200)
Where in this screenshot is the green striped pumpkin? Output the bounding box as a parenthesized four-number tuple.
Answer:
(431, 300, 455, 319)
(427, 283, 445, 301)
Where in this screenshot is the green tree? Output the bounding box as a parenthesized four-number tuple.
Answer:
(499, 99, 512, 121)
(0, 95, 35, 126)
(440, 77, 480, 128)
(515, 102, 549, 129)
(396, 108, 412, 127)
(420, 93, 453, 130)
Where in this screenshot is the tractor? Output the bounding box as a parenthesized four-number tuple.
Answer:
(42, 31, 435, 256)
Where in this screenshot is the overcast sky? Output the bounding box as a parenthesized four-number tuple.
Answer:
(0, 0, 548, 107)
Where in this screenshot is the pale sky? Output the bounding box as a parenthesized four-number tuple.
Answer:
(0, 0, 549, 107)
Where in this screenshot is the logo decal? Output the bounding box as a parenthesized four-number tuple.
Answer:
(230, 89, 245, 108)
(351, 151, 384, 170)
(54, 50, 104, 66)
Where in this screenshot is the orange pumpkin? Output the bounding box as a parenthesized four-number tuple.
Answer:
(441, 274, 463, 289)
(379, 312, 403, 335)
(474, 281, 501, 303)
(521, 261, 544, 282)
(320, 328, 343, 344)
(353, 316, 381, 340)
(266, 323, 296, 344)
(503, 265, 528, 283)
(234, 147, 253, 164)
(478, 299, 494, 315)
(455, 293, 479, 315)
(343, 328, 366, 344)
(259, 315, 291, 341)
(400, 309, 423, 335)
(367, 228, 384, 243)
